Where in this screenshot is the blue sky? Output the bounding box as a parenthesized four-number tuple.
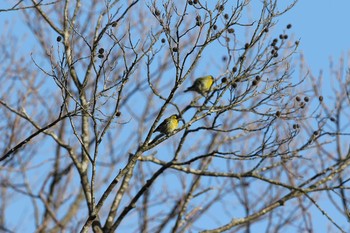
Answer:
(281, 1, 350, 72)
(2, 1, 350, 73)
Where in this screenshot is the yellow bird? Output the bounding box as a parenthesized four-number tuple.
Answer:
(184, 75, 214, 95)
(154, 114, 181, 135)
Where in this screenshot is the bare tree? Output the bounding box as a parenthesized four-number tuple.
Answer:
(1, 0, 349, 232)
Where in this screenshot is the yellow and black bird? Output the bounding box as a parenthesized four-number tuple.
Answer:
(184, 75, 214, 95)
(154, 114, 181, 135)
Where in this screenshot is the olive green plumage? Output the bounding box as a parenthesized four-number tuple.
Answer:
(155, 114, 181, 135)
(184, 75, 214, 95)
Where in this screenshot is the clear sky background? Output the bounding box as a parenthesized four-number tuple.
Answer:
(281, 1, 350, 73)
(1, 1, 350, 232)
(2, 1, 350, 73)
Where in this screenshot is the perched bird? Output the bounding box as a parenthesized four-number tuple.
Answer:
(184, 75, 214, 95)
(154, 114, 181, 135)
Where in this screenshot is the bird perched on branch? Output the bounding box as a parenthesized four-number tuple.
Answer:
(184, 75, 214, 95)
(154, 114, 181, 135)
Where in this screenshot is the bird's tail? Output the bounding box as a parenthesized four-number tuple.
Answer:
(184, 87, 193, 92)
(148, 134, 164, 144)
